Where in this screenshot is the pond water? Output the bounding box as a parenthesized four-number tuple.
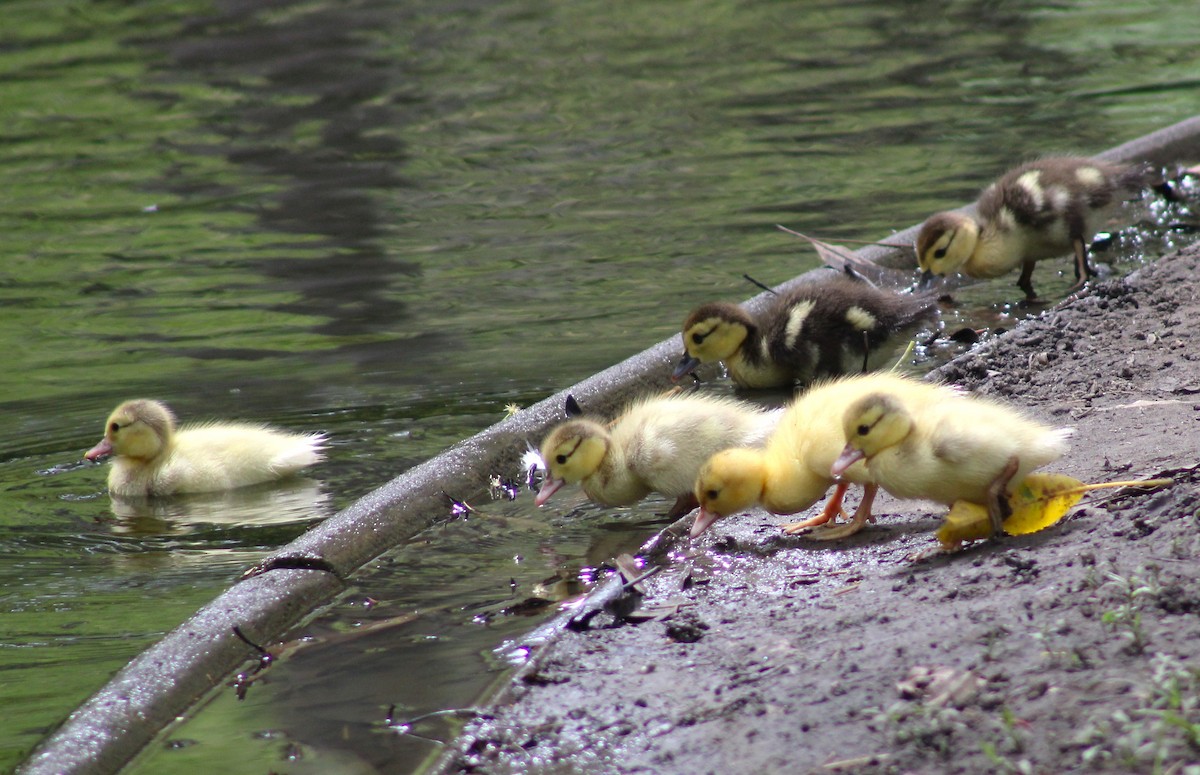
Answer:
(1, 0, 1198, 772)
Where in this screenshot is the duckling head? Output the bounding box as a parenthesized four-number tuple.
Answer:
(534, 419, 610, 506)
(85, 399, 177, 462)
(672, 303, 753, 381)
(916, 211, 979, 283)
(690, 447, 768, 537)
(832, 392, 913, 476)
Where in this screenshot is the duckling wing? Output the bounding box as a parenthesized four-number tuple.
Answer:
(756, 282, 933, 384)
(983, 158, 1143, 243)
(622, 400, 773, 497)
(171, 424, 325, 492)
(911, 405, 1070, 503)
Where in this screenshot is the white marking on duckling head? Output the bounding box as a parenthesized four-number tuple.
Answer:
(1016, 170, 1044, 210)
(845, 306, 876, 331)
(1046, 185, 1071, 212)
(1075, 166, 1105, 187)
(783, 300, 816, 350)
(996, 206, 1018, 231)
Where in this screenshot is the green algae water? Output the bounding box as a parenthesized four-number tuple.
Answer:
(1, 0, 1198, 771)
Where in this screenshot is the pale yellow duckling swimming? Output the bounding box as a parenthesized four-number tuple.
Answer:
(673, 270, 938, 389)
(535, 393, 779, 518)
(916, 156, 1147, 299)
(85, 399, 326, 497)
(690, 373, 956, 539)
(833, 389, 1071, 537)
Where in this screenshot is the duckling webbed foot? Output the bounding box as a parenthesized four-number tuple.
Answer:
(804, 483, 879, 541)
(665, 493, 700, 520)
(781, 481, 849, 534)
(1067, 237, 1095, 293)
(1017, 260, 1038, 301)
(985, 457, 1020, 537)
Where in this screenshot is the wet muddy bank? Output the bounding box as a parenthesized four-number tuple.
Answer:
(444, 243, 1200, 775)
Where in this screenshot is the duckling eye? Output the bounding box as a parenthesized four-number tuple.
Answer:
(109, 422, 121, 434)
(692, 332, 706, 345)
(933, 247, 948, 259)
(705, 489, 719, 500)
(856, 424, 870, 436)
(555, 454, 568, 464)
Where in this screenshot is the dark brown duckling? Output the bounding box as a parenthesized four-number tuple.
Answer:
(672, 270, 938, 389)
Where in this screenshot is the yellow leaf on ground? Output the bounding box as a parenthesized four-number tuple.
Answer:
(936, 501, 994, 548)
(1004, 473, 1087, 534)
(936, 473, 1086, 549)
(934, 473, 1172, 551)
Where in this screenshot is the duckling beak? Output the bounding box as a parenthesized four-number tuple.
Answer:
(830, 444, 864, 478)
(84, 438, 113, 462)
(689, 506, 722, 538)
(671, 353, 701, 382)
(534, 477, 565, 507)
(916, 269, 939, 291)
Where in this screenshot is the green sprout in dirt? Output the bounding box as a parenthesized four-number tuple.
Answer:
(1077, 652, 1200, 773)
(1031, 618, 1090, 671)
(980, 707, 1034, 774)
(872, 700, 1031, 771)
(1099, 566, 1161, 656)
(875, 702, 964, 759)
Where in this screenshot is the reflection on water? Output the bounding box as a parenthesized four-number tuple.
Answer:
(106, 479, 332, 529)
(1, 0, 1199, 771)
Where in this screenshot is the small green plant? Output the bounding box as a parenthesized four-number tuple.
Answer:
(1099, 566, 1160, 655)
(1031, 619, 1089, 670)
(879, 701, 964, 759)
(980, 706, 1033, 774)
(981, 740, 1034, 775)
(1078, 652, 1200, 773)
(877, 699, 1033, 771)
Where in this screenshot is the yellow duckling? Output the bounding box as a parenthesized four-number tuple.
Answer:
(673, 270, 938, 389)
(690, 373, 954, 538)
(833, 389, 1072, 537)
(84, 399, 326, 497)
(535, 393, 779, 518)
(916, 156, 1148, 299)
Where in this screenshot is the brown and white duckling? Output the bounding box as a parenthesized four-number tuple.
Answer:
(673, 270, 938, 389)
(916, 156, 1148, 299)
(833, 387, 1071, 537)
(85, 399, 326, 497)
(535, 393, 779, 518)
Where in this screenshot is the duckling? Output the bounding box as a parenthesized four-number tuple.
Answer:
(673, 270, 938, 389)
(833, 389, 1071, 537)
(690, 372, 955, 539)
(535, 393, 778, 518)
(85, 399, 326, 497)
(916, 156, 1148, 299)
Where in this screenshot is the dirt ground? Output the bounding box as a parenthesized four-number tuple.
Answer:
(446, 243, 1200, 775)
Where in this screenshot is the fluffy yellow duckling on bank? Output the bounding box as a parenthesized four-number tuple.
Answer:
(690, 373, 956, 539)
(85, 399, 327, 497)
(916, 156, 1148, 299)
(833, 388, 1071, 537)
(673, 270, 938, 389)
(535, 393, 778, 518)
